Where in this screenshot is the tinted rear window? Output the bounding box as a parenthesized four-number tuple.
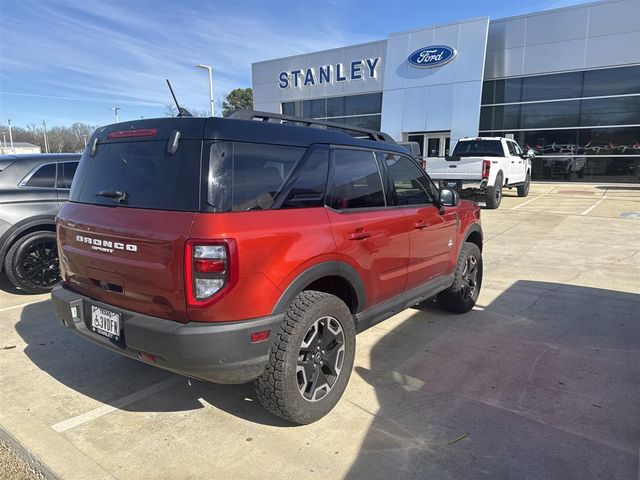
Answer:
(208, 142, 306, 211)
(452, 140, 504, 157)
(70, 140, 202, 211)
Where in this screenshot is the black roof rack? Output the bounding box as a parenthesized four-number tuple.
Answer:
(229, 110, 396, 144)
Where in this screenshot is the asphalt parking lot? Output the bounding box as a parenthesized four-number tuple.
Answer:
(1, 183, 639, 480)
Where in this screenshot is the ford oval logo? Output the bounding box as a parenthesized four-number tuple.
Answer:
(408, 45, 457, 68)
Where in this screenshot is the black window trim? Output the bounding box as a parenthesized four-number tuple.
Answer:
(326, 144, 389, 213)
(18, 162, 58, 189)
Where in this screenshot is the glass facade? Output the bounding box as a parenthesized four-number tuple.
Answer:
(282, 92, 382, 131)
(480, 65, 640, 182)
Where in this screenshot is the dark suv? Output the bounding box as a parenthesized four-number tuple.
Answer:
(1, 154, 80, 293)
(51, 112, 483, 424)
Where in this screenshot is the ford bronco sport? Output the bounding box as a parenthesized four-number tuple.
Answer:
(51, 112, 483, 424)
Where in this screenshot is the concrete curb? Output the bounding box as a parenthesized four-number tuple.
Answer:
(0, 392, 117, 480)
(0, 425, 57, 480)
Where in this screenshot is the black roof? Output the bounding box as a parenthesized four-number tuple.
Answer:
(90, 115, 406, 154)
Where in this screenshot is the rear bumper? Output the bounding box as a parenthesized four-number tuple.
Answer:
(436, 179, 488, 190)
(50, 285, 283, 384)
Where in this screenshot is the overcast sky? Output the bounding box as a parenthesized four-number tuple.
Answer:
(0, 0, 588, 127)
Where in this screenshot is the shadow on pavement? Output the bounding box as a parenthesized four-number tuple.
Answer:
(14, 280, 640, 473)
(345, 280, 640, 480)
(15, 301, 292, 427)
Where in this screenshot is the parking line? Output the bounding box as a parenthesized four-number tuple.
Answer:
(0, 299, 47, 313)
(511, 193, 546, 210)
(51, 376, 183, 433)
(581, 190, 607, 216)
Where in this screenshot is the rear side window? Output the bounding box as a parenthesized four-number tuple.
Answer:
(208, 142, 305, 211)
(379, 152, 433, 205)
(57, 161, 78, 189)
(23, 163, 56, 188)
(277, 146, 329, 209)
(329, 148, 385, 210)
(70, 140, 202, 211)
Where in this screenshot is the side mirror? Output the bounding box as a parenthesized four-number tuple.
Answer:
(439, 188, 460, 207)
(526, 149, 536, 159)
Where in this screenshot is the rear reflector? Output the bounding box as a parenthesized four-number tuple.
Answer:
(139, 352, 156, 363)
(108, 128, 157, 139)
(251, 330, 270, 343)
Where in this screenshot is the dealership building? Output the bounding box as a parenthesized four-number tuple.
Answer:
(252, 0, 640, 183)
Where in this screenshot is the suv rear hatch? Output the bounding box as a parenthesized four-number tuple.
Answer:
(57, 119, 206, 322)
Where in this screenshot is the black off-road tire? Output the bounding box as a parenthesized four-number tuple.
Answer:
(485, 173, 503, 209)
(438, 242, 483, 314)
(254, 291, 356, 424)
(4, 231, 60, 294)
(517, 172, 531, 197)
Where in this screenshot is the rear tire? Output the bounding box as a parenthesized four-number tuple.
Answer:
(485, 173, 503, 209)
(254, 291, 356, 424)
(438, 242, 483, 314)
(517, 172, 531, 197)
(4, 231, 60, 294)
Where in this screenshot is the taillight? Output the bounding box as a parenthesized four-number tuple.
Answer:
(482, 160, 491, 179)
(185, 239, 238, 308)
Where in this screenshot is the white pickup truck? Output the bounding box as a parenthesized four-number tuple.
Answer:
(426, 137, 532, 209)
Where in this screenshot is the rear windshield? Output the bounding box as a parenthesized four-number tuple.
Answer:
(70, 140, 202, 211)
(452, 140, 504, 158)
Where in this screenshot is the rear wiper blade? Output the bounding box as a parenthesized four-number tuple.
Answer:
(96, 190, 128, 203)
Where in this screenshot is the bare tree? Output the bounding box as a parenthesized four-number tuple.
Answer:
(0, 122, 97, 153)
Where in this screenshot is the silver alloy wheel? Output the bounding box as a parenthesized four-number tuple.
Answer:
(296, 316, 345, 402)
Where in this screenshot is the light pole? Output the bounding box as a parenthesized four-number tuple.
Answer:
(109, 107, 121, 123)
(7, 119, 14, 151)
(83, 135, 87, 147)
(2, 132, 6, 151)
(195, 64, 214, 117)
(42, 120, 50, 154)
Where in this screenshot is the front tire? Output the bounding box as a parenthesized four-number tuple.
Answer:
(438, 242, 483, 313)
(4, 231, 60, 294)
(254, 291, 356, 424)
(485, 173, 503, 209)
(517, 172, 531, 197)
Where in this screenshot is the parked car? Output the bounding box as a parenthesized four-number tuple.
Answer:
(426, 137, 532, 209)
(51, 112, 483, 424)
(0, 154, 81, 293)
(531, 144, 586, 180)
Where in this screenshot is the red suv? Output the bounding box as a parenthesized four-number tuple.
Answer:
(51, 112, 483, 424)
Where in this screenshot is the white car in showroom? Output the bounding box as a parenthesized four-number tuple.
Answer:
(426, 137, 532, 209)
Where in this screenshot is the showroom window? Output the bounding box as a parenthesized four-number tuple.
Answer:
(480, 65, 640, 183)
(282, 92, 382, 131)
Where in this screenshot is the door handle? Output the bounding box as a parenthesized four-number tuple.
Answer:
(348, 230, 372, 240)
(414, 221, 429, 230)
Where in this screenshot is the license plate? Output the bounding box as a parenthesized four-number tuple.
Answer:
(91, 306, 121, 341)
(446, 181, 458, 188)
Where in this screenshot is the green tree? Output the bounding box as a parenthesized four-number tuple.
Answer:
(220, 88, 253, 117)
